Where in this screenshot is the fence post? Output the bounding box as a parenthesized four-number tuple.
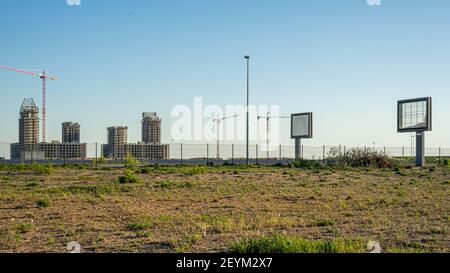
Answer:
(402, 146, 405, 158)
(439, 147, 442, 166)
(343, 146, 346, 155)
(232, 144, 234, 165)
(323, 145, 325, 165)
(180, 143, 183, 165)
(302, 145, 304, 159)
(95, 142, 98, 168)
(279, 144, 282, 164)
(256, 144, 258, 165)
(206, 144, 209, 165)
(384, 146, 386, 156)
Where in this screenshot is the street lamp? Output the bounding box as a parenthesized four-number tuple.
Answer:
(244, 55, 250, 165)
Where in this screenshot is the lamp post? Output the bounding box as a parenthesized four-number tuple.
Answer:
(244, 55, 250, 165)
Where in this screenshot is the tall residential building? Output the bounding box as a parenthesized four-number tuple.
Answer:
(102, 113, 169, 160)
(142, 112, 161, 144)
(103, 126, 128, 158)
(19, 98, 39, 144)
(62, 122, 81, 143)
(11, 98, 87, 160)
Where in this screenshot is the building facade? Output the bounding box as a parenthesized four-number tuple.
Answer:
(10, 99, 87, 160)
(18, 98, 39, 145)
(103, 114, 169, 159)
(142, 112, 162, 144)
(62, 122, 81, 143)
(11, 142, 87, 160)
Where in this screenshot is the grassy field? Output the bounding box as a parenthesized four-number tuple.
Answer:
(0, 164, 448, 253)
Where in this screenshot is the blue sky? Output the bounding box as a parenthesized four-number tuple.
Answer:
(0, 0, 449, 147)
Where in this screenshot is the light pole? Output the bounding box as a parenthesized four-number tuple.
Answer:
(244, 55, 250, 165)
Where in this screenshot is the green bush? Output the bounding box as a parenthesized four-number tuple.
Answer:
(118, 169, 141, 184)
(230, 235, 364, 253)
(327, 147, 393, 168)
(125, 154, 140, 170)
(182, 166, 206, 176)
(37, 198, 50, 208)
(292, 160, 321, 169)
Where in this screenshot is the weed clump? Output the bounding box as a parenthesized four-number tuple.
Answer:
(37, 198, 50, 208)
(118, 169, 141, 184)
(183, 166, 206, 176)
(14, 223, 33, 234)
(125, 154, 140, 170)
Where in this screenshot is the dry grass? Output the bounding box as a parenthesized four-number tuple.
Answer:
(0, 165, 448, 253)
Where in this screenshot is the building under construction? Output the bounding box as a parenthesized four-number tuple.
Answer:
(102, 113, 169, 159)
(11, 98, 87, 160)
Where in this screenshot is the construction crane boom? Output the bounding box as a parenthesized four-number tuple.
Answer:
(213, 114, 240, 159)
(258, 112, 290, 159)
(0, 65, 59, 143)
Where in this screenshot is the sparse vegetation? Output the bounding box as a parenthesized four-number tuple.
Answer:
(36, 198, 49, 208)
(327, 147, 394, 168)
(125, 154, 140, 170)
(117, 169, 141, 184)
(14, 223, 33, 234)
(0, 165, 448, 253)
(230, 235, 365, 253)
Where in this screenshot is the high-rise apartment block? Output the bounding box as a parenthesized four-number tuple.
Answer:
(18, 98, 39, 145)
(11, 98, 87, 160)
(142, 112, 161, 144)
(102, 113, 169, 159)
(62, 122, 81, 143)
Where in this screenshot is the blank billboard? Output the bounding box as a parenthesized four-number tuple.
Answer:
(291, 112, 313, 139)
(398, 97, 432, 133)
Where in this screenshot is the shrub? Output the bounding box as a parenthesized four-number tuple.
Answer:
(327, 147, 393, 168)
(229, 235, 364, 253)
(125, 154, 140, 170)
(292, 160, 321, 169)
(159, 180, 173, 189)
(182, 166, 206, 176)
(37, 198, 50, 208)
(118, 169, 141, 184)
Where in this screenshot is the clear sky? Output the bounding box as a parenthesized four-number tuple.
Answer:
(0, 0, 449, 148)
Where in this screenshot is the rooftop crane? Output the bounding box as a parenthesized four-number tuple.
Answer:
(213, 114, 239, 160)
(0, 65, 59, 143)
(258, 112, 290, 159)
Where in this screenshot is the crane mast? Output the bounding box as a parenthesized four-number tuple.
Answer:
(0, 65, 59, 143)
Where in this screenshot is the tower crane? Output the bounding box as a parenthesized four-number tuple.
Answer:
(258, 112, 290, 159)
(213, 114, 239, 160)
(0, 65, 59, 143)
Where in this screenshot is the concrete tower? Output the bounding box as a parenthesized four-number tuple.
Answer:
(62, 122, 81, 143)
(142, 112, 161, 144)
(19, 98, 39, 144)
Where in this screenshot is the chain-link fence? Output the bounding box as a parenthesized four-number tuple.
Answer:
(1, 142, 449, 165)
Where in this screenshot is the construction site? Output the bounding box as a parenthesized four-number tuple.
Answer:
(102, 113, 170, 160)
(10, 98, 87, 160)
